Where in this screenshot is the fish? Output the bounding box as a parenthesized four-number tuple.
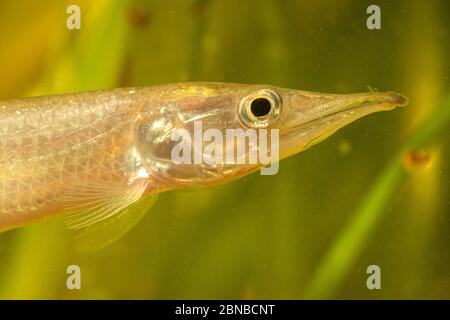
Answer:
(0, 82, 408, 250)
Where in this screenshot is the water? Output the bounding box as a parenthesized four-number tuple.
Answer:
(0, 0, 449, 299)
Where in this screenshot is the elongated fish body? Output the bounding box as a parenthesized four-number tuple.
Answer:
(0, 83, 407, 245)
(0, 88, 146, 231)
(0, 83, 245, 232)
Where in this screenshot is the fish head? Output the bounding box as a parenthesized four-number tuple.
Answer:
(134, 83, 408, 190)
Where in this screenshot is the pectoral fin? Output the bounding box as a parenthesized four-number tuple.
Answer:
(63, 178, 157, 252)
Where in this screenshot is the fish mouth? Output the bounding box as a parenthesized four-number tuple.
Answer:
(280, 91, 409, 158)
(296, 91, 408, 129)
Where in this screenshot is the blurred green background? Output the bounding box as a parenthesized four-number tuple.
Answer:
(0, 0, 449, 299)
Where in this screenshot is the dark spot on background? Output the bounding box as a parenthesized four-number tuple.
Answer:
(403, 149, 433, 170)
(191, 0, 209, 16)
(127, 6, 151, 29)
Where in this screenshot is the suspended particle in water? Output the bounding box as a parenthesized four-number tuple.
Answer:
(337, 139, 353, 156)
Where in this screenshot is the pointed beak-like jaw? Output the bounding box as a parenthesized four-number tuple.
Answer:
(279, 90, 409, 159)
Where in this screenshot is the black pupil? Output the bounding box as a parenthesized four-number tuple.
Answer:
(250, 98, 272, 117)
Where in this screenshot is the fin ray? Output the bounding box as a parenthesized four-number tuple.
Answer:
(64, 179, 148, 230)
(62, 178, 157, 252)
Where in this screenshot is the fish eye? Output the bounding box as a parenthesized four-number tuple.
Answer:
(238, 89, 281, 128)
(250, 98, 272, 117)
